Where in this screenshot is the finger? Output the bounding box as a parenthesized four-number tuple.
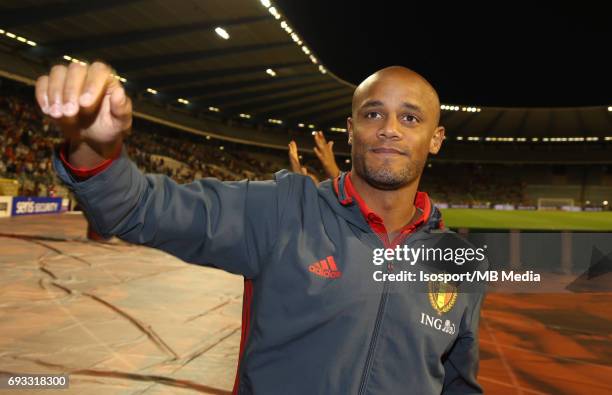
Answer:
(290, 141, 300, 156)
(62, 62, 88, 117)
(313, 146, 323, 160)
(79, 61, 114, 108)
(47, 65, 68, 118)
(300, 166, 308, 175)
(109, 85, 131, 121)
(315, 132, 328, 150)
(35, 75, 49, 114)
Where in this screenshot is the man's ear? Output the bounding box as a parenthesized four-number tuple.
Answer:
(429, 126, 445, 154)
(347, 117, 353, 145)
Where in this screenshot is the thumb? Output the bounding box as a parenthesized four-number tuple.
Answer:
(109, 85, 132, 123)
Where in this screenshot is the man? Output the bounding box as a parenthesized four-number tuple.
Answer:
(36, 63, 486, 394)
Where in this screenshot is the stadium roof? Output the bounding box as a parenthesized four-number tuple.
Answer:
(0, 0, 610, 140)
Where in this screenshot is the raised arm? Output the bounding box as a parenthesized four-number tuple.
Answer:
(36, 61, 289, 278)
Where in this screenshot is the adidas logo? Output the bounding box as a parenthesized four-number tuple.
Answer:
(308, 256, 342, 279)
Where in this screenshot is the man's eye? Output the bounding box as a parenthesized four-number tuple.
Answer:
(365, 112, 382, 119)
(403, 114, 419, 123)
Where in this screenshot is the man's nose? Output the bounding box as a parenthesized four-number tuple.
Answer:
(377, 115, 402, 139)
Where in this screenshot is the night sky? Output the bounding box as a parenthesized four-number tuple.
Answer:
(276, 1, 610, 108)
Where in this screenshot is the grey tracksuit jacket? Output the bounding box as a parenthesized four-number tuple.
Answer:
(53, 147, 486, 395)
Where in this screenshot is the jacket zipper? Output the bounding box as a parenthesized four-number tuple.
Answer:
(357, 277, 389, 395)
(357, 231, 391, 395)
(357, 230, 430, 395)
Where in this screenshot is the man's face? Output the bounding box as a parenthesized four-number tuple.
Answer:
(347, 71, 444, 190)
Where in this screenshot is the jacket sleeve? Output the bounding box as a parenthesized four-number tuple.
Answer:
(52, 146, 293, 278)
(441, 291, 486, 394)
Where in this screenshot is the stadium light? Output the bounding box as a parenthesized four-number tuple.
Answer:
(260, 0, 271, 8)
(219, 146, 225, 150)
(268, 6, 281, 19)
(1, 30, 36, 46)
(215, 27, 230, 40)
(441, 105, 461, 111)
(298, 123, 305, 127)
(608, 106, 612, 111)
(178, 98, 189, 104)
(208, 106, 220, 112)
(112, 74, 127, 83)
(266, 68, 277, 77)
(66, 56, 86, 65)
(604, 200, 609, 206)
(308, 124, 315, 129)
(146, 88, 158, 95)
(239, 113, 251, 119)
(318, 65, 327, 74)
(345, 159, 351, 164)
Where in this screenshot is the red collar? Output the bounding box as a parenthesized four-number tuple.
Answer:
(343, 171, 431, 238)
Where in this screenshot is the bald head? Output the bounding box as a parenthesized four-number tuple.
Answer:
(352, 66, 441, 125)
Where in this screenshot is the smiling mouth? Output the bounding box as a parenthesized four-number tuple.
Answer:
(370, 147, 407, 155)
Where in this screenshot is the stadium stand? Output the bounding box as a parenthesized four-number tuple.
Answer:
(1, 76, 610, 210)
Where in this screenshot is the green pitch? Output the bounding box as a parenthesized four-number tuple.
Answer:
(440, 209, 612, 231)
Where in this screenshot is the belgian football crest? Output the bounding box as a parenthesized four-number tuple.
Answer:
(428, 281, 457, 315)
